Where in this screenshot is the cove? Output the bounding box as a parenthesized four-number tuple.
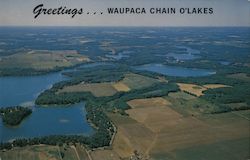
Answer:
(0, 65, 96, 142)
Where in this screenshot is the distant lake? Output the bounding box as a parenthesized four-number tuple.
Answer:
(157, 46, 200, 61)
(0, 64, 97, 142)
(135, 64, 215, 77)
(166, 53, 199, 60)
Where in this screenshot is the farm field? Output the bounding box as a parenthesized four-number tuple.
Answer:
(120, 73, 159, 90)
(227, 73, 250, 82)
(58, 73, 159, 97)
(103, 97, 250, 160)
(0, 145, 62, 160)
(112, 82, 131, 92)
(0, 50, 89, 71)
(58, 82, 118, 97)
(177, 83, 230, 97)
(0, 144, 91, 160)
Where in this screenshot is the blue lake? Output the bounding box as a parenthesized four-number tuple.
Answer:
(166, 53, 199, 60)
(0, 103, 92, 142)
(0, 66, 94, 142)
(135, 64, 215, 77)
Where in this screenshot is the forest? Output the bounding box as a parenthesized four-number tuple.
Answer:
(0, 106, 32, 126)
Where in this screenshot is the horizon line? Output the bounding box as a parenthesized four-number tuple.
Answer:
(0, 25, 250, 28)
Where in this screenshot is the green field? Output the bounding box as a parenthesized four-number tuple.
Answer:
(0, 50, 89, 76)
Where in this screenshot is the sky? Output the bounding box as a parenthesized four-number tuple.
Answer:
(0, 0, 249, 26)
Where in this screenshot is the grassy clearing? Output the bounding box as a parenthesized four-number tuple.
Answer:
(168, 91, 196, 100)
(0, 145, 61, 160)
(127, 97, 171, 109)
(164, 93, 219, 115)
(0, 50, 89, 70)
(112, 82, 130, 92)
(173, 138, 250, 160)
(227, 73, 250, 82)
(59, 145, 79, 160)
(151, 138, 250, 160)
(90, 149, 121, 160)
(121, 73, 159, 90)
(58, 82, 118, 97)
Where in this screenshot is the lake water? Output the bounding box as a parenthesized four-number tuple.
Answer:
(0, 66, 94, 142)
(135, 64, 215, 77)
(0, 103, 92, 142)
(157, 46, 200, 61)
(166, 53, 199, 60)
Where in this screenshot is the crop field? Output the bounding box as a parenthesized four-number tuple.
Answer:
(105, 97, 250, 160)
(127, 97, 171, 109)
(177, 83, 230, 97)
(0, 50, 89, 70)
(74, 144, 90, 160)
(112, 82, 130, 92)
(0, 144, 91, 160)
(58, 73, 159, 97)
(203, 84, 230, 89)
(177, 83, 207, 96)
(90, 149, 121, 160)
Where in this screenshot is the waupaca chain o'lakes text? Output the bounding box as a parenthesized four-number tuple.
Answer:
(107, 7, 213, 14)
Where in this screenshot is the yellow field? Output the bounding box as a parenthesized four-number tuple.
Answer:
(203, 84, 230, 89)
(112, 82, 130, 92)
(177, 83, 207, 96)
(177, 83, 230, 97)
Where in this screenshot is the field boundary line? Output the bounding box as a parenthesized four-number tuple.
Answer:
(231, 111, 250, 121)
(57, 146, 63, 160)
(72, 146, 81, 160)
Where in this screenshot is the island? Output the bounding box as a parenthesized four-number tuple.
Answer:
(0, 106, 32, 126)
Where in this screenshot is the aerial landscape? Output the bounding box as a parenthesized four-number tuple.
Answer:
(0, 27, 249, 160)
